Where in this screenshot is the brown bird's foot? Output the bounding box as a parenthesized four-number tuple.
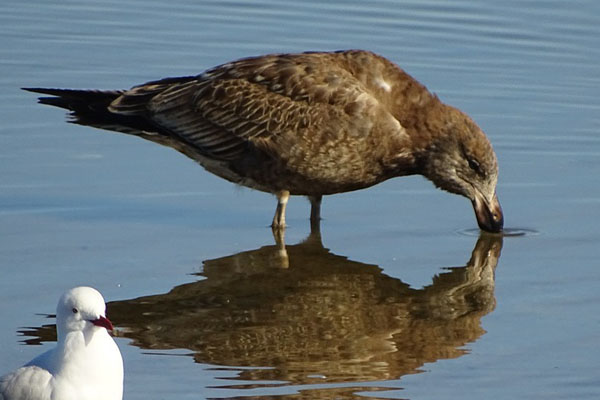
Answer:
(271, 190, 290, 230)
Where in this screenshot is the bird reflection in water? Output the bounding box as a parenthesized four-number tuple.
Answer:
(22, 233, 502, 397)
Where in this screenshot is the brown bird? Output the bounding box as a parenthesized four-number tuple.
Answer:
(24, 50, 503, 232)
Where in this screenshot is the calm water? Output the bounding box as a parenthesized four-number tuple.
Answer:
(1, 1, 599, 399)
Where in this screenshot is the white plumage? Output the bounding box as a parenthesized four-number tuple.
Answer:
(0, 287, 123, 400)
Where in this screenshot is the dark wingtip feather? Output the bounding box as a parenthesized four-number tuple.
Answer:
(23, 87, 124, 98)
(37, 96, 71, 109)
(23, 86, 160, 135)
(23, 88, 81, 110)
(22, 87, 49, 93)
(22, 87, 126, 111)
(22, 87, 73, 96)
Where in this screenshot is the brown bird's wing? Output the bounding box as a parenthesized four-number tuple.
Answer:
(108, 51, 407, 164)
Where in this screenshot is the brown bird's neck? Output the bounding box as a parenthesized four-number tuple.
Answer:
(383, 95, 454, 178)
(407, 95, 452, 144)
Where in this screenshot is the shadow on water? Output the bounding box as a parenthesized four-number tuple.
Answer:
(22, 232, 503, 397)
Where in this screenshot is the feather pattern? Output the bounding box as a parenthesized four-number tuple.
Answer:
(23, 50, 503, 232)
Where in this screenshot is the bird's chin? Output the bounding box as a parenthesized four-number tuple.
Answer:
(472, 192, 503, 233)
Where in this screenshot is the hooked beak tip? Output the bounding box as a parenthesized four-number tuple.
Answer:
(473, 193, 504, 233)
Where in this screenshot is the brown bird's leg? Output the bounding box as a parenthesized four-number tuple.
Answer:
(308, 195, 322, 234)
(272, 190, 290, 230)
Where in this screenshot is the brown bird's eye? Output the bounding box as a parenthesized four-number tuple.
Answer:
(468, 158, 481, 173)
(72, 308, 78, 314)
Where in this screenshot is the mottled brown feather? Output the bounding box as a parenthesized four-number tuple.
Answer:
(23, 50, 503, 231)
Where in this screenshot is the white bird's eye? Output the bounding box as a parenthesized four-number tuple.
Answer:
(72, 308, 78, 314)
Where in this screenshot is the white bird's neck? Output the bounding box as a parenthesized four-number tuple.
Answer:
(54, 327, 104, 372)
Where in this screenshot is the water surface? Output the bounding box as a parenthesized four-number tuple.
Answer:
(1, 0, 599, 399)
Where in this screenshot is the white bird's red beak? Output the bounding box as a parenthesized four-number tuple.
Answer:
(91, 315, 114, 331)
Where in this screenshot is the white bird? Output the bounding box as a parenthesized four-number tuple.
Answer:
(0, 287, 123, 400)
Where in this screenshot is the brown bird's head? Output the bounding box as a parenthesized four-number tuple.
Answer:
(418, 105, 503, 233)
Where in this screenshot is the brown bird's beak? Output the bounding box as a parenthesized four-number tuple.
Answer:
(472, 192, 503, 233)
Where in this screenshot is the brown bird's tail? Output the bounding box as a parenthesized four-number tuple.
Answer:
(22, 87, 157, 135)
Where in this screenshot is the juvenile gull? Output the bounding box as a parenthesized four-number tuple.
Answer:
(0, 287, 123, 400)
(24, 50, 503, 232)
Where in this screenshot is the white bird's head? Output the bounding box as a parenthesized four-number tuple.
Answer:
(56, 286, 114, 339)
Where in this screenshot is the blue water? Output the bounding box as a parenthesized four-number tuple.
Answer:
(1, 0, 599, 399)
